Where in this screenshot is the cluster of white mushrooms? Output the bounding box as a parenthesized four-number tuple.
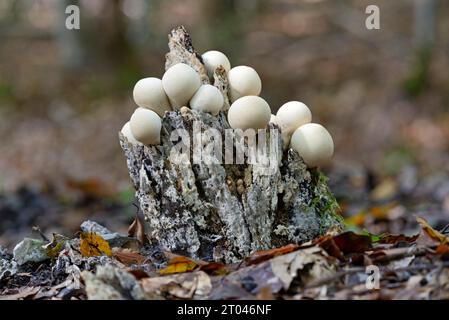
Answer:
(121, 50, 334, 168)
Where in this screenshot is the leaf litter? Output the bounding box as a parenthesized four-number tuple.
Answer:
(1, 214, 449, 300)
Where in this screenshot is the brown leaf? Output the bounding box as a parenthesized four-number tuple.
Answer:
(198, 262, 228, 275)
(245, 244, 300, 266)
(79, 232, 112, 257)
(416, 216, 449, 244)
(270, 246, 336, 290)
(128, 214, 148, 245)
(378, 233, 419, 244)
(127, 269, 150, 280)
(113, 248, 148, 265)
(332, 232, 373, 254)
(318, 235, 346, 261)
(318, 231, 373, 260)
(435, 244, 449, 259)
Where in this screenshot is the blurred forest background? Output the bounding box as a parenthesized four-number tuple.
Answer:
(1, 0, 449, 248)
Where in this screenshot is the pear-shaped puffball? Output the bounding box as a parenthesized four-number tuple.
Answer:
(129, 108, 162, 145)
(133, 77, 171, 117)
(290, 123, 334, 168)
(227, 96, 271, 130)
(270, 114, 277, 125)
(190, 84, 224, 115)
(162, 63, 201, 109)
(276, 101, 312, 146)
(121, 121, 139, 144)
(228, 66, 262, 102)
(201, 50, 231, 79)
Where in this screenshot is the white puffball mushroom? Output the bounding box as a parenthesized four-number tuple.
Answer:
(132, 77, 171, 117)
(129, 108, 162, 145)
(228, 66, 262, 102)
(162, 63, 201, 109)
(201, 50, 231, 79)
(290, 123, 334, 168)
(189, 84, 224, 115)
(121, 121, 139, 144)
(276, 101, 312, 147)
(227, 96, 271, 130)
(270, 114, 277, 125)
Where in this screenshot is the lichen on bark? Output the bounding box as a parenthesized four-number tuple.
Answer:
(119, 26, 342, 263)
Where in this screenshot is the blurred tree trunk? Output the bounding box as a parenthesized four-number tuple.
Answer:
(104, 0, 131, 62)
(414, 0, 435, 49)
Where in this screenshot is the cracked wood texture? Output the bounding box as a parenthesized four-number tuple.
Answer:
(119, 26, 342, 263)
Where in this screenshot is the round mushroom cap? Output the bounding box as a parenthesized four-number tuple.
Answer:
(276, 101, 312, 146)
(201, 50, 231, 79)
(121, 121, 139, 144)
(227, 95, 271, 130)
(290, 123, 334, 168)
(129, 107, 162, 145)
(133, 77, 172, 117)
(162, 63, 201, 109)
(228, 66, 262, 102)
(190, 84, 224, 115)
(270, 114, 277, 125)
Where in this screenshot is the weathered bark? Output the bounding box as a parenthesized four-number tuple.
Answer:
(119, 26, 342, 263)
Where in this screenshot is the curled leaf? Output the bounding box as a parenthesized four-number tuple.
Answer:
(44, 233, 68, 259)
(416, 216, 449, 244)
(128, 214, 148, 245)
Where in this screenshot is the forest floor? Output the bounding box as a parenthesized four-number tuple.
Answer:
(1, 165, 449, 300)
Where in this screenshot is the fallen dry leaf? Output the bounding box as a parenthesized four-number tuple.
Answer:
(435, 244, 449, 258)
(80, 232, 112, 257)
(128, 214, 148, 245)
(331, 232, 373, 254)
(270, 246, 335, 290)
(378, 233, 419, 244)
(245, 243, 300, 266)
(159, 256, 198, 275)
(160, 253, 228, 275)
(317, 231, 373, 261)
(44, 233, 68, 259)
(126, 269, 150, 280)
(417, 216, 449, 244)
(113, 248, 148, 265)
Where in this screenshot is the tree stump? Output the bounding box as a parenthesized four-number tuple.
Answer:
(119, 26, 342, 263)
